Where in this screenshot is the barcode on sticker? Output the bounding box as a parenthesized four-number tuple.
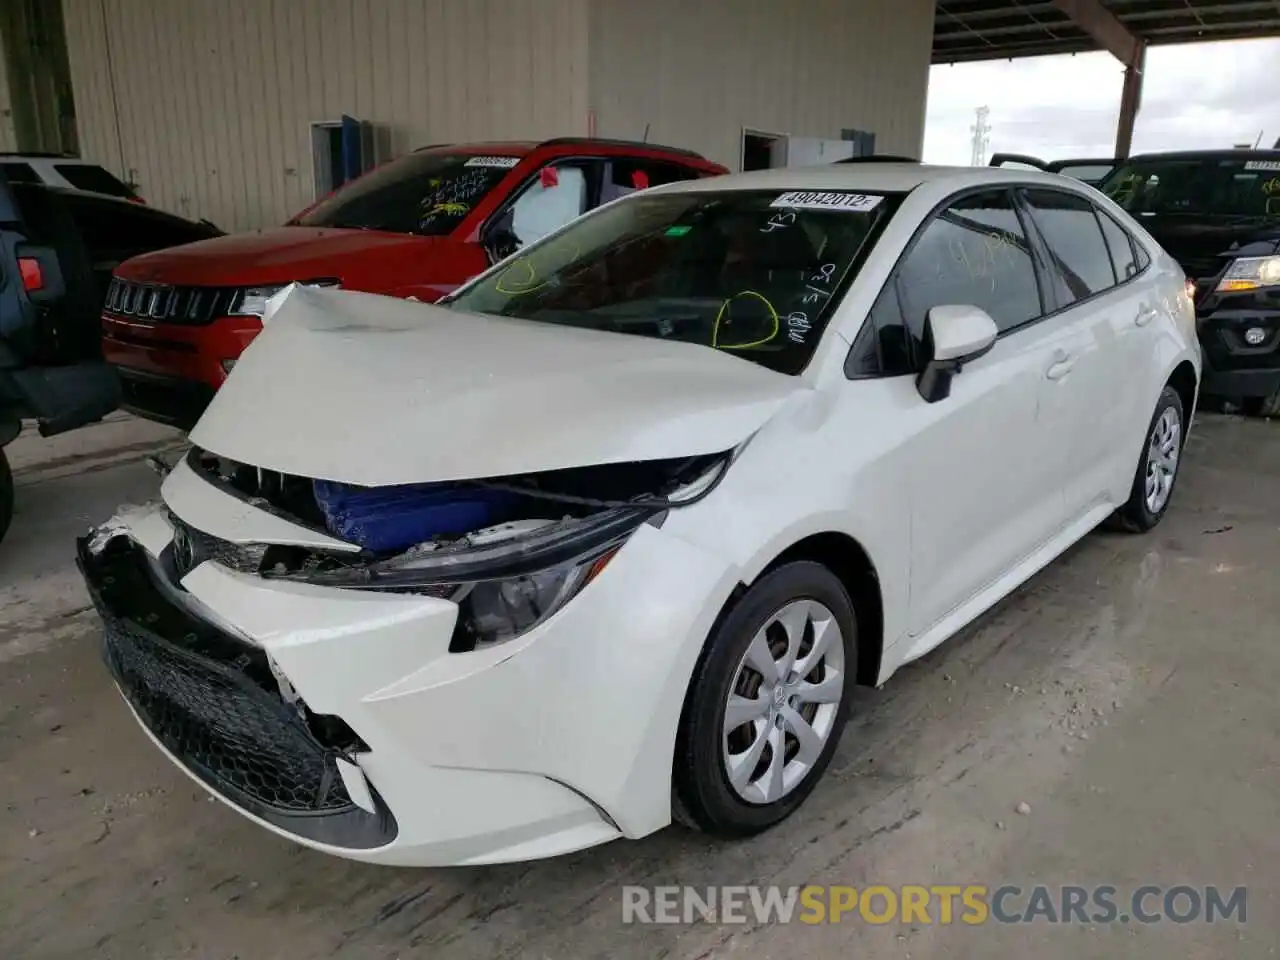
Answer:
(1243, 161, 1280, 172)
(464, 156, 521, 168)
(771, 191, 883, 212)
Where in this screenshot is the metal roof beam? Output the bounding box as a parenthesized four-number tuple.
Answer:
(1049, 0, 1142, 63)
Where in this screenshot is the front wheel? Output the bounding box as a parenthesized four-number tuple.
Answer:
(0, 448, 12, 544)
(1107, 385, 1185, 533)
(672, 561, 857, 837)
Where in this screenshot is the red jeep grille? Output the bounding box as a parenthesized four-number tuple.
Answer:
(105, 278, 240, 326)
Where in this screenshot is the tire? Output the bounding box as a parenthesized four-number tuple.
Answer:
(672, 561, 858, 837)
(1106, 385, 1185, 533)
(0, 449, 12, 545)
(1241, 390, 1280, 418)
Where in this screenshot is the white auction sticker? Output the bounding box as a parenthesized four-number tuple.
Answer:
(771, 191, 883, 212)
(1243, 160, 1280, 172)
(464, 156, 521, 168)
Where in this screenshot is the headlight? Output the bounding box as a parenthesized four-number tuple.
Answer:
(230, 279, 339, 316)
(452, 549, 617, 649)
(262, 506, 652, 649)
(1216, 256, 1280, 293)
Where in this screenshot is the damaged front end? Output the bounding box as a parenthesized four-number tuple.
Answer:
(77, 531, 396, 849)
(168, 445, 731, 651)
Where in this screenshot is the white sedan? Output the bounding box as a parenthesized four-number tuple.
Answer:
(81, 163, 1200, 866)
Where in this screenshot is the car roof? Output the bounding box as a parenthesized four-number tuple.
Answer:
(1120, 149, 1280, 162)
(416, 141, 541, 155)
(0, 152, 89, 161)
(658, 162, 1085, 195)
(415, 138, 710, 161)
(11, 181, 206, 222)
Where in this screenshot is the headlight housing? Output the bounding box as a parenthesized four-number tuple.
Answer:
(451, 548, 618, 649)
(1216, 255, 1280, 293)
(230, 279, 339, 316)
(262, 506, 653, 650)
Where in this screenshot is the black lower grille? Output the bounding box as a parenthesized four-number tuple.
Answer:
(102, 613, 353, 813)
(80, 539, 397, 848)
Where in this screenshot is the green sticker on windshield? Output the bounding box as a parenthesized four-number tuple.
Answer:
(665, 225, 693, 237)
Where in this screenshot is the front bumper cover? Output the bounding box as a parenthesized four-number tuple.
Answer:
(78, 536, 398, 849)
(1195, 292, 1280, 399)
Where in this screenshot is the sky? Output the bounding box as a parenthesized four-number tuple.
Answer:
(923, 36, 1280, 164)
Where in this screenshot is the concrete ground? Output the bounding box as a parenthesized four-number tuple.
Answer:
(2, 412, 1278, 959)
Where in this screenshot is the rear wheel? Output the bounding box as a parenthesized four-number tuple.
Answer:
(673, 561, 857, 837)
(1107, 386, 1184, 533)
(1241, 390, 1280, 418)
(0, 448, 13, 544)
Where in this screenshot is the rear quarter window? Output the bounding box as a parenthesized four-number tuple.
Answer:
(54, 163, 135, 198)
(1, 162, 41, 184)
(62, 193, 218, 262)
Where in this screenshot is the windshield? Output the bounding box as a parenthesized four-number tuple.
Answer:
(1102, 156, 1280, 218)
(291, 151, 522, 234)
(446, 189, 893, 375)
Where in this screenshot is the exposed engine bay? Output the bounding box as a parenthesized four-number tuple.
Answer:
(178, 445, 732, 651)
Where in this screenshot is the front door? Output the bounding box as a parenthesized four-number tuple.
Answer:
(863, 188, 1072, 636)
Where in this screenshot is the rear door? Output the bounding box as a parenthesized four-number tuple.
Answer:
(1017, 187, 1135, 519)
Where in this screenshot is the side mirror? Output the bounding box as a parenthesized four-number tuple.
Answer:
(916, 304, 998, 403)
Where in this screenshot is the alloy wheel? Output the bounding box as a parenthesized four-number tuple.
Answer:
(1144, 406, 1181, 514)
(721, 599, 846, 805)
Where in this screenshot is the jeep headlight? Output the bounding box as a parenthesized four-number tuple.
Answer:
(231, 279, 339, 316)
(1216, 256, 1280, 293)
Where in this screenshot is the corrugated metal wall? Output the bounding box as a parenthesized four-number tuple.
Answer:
(62, 0, 590, 231)
(58, 0, 933, 231)
(0, 44, 16, 151)
(588, 0, 933, 167)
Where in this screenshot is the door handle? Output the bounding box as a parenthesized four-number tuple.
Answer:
(1045, 350, 1075, 380)
(1135, 305, 1159, 327)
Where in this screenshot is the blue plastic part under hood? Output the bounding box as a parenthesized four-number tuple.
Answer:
(313, 480, 519, 553)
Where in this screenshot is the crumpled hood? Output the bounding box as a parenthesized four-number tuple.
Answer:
(189, 286, 804, 486)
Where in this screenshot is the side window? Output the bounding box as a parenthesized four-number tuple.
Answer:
(506, 162, 590, 249)
(1, 162, 41, 183)
(1096, 209, 1140, 281)
(1021, 188, 1117, 303)
(1133, 237, 1151, 271)
(851, 282, 913, 377)
(60, 194, 211, 261)
(601, 159, 699, 204)
(896, 189, 1043, 337)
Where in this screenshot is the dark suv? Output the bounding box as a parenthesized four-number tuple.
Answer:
(0, 176, 221, 541)
(1099, 150, 1280, 415)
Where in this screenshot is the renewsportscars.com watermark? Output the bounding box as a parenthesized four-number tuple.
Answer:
(622, 884, 1247, 926)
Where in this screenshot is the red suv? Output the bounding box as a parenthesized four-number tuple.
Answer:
(102, 138, 727, 428)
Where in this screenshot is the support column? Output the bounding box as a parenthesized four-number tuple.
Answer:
(1114, 39, 1147, 160)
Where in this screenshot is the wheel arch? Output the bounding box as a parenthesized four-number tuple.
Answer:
(755, 531, 885, 688)
(1166, 359, 1198, 431)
